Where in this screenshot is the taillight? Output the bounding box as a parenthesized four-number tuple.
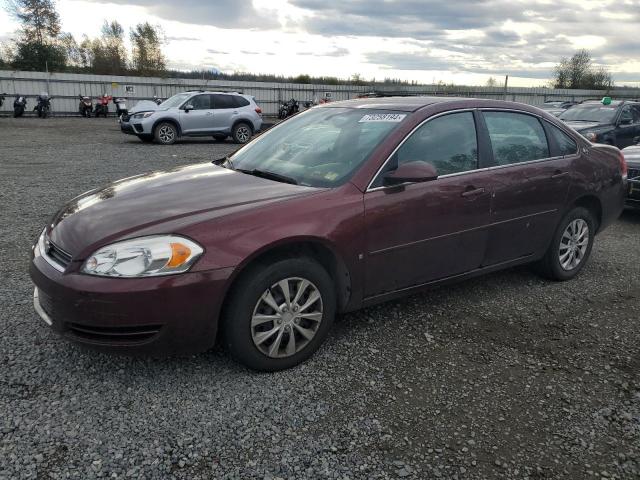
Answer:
(619, 150, 628, 179)
(255, 107, 262, 115)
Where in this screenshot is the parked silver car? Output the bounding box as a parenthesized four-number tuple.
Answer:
(121, 91, 263, 145)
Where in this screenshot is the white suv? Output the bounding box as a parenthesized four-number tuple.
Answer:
(121, 91, 263, 145)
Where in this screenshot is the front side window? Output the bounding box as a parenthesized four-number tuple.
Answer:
(189, 94, 211, 110)
(484, 111, 549, 165)
(229, 108, 406, 187)
(396, 112, 477, 175)
(546, 122, 577, 156)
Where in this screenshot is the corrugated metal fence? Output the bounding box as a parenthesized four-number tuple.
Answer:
(1, 69, 638, 117)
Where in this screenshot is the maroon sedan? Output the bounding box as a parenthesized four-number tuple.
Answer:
(30, 97, 627, 370)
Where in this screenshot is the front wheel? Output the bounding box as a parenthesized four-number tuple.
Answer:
(222, 257, 336, 371)
(154, 122, 178, 145)
(535, 207, 595, 281)
(232, 122, 252, 144)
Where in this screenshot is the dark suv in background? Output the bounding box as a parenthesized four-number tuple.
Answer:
(559, 98, 640, 148)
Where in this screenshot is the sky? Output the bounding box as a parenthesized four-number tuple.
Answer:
(1, 0, 639, 87)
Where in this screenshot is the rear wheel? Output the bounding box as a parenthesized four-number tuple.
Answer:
(154, 122, 178, 145)
(535, 206, 595, 281)
(232, 122, 252, 144)
(222, 257, 336, 371)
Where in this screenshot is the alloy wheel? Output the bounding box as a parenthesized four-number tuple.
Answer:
(236, 126, 251, 143)
(159, 125, 175, 143)
(558, 218, 589, 271)
(251, 277, 323, 358)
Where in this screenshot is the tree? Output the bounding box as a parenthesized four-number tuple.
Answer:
(130, 22, 166, 76)
(486, 76, 498, 87)
(4, 0, 66, 70)
(553, 49, 613, 90)
(99, 21, 127, 74)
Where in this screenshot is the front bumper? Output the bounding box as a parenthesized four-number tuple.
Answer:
(627, 167, 640, 209)
(120, 122, 135, 135)
(30, 247, 234, 356)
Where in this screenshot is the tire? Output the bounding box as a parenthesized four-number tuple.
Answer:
(138, 135, 154, 143)
(222, 257, 336, 371)
(213, 134, 227, 141)
(535, 206, 595, 281)
(232, 122, 252, 144)
(154, 122, 178, 145)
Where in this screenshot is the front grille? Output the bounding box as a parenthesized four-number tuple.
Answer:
(47, 240, 72, 268)
(65, 322, 162, 344)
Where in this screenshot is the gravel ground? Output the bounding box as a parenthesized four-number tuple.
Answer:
(1, 117, 639, 480)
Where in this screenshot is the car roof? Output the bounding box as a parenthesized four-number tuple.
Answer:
(579, 100, 638, 107)
(323, 96, 472, 112)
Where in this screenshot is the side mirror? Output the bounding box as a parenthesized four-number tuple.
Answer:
(183, 104, 194, 112)
(383, 161, 438, 186)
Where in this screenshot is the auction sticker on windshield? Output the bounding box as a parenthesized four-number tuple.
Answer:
(359, 113, 406, 122)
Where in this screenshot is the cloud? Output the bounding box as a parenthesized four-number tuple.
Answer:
(82, 0, 280, 29)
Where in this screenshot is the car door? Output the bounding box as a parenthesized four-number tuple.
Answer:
(479, 111, 573, 266)
(179, 94, 214, 134)
(615, 105, 640, 148)
(363, 111, 492, 298)
(211, 94, 238, 132)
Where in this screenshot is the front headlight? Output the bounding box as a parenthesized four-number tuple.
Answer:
(583, 131, 598, 142)
(81, 235, 204, 277)
(132, 112, 155, 119)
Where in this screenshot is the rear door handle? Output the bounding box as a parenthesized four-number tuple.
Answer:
(461, 186, 485, 198)
(551, 171, 569, 179)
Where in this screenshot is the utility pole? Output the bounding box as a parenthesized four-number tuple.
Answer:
(503, 75, 509, 101)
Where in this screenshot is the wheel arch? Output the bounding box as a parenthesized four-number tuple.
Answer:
(232, 118, 253, 134)
(220, 237, 352, 316)
(152, 118, 182, 136)
(571, 194, 603, 232)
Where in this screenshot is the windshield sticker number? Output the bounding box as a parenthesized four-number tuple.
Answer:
(359, 114, 406, 123)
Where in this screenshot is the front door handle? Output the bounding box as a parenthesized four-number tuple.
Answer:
(461, 186, 485, 198)
(551, 170, 569, 179)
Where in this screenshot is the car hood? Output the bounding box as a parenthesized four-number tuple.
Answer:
(623, 145, 640, 167)
(48, 163, 319, 257)
(561, 121, 606, 132)
(129, 100, 160, 114)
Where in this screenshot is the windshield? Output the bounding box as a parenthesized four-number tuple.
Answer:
(160, 93, 191, 109)
(559, 104, 618, 123)
(229, 107, 407, 187)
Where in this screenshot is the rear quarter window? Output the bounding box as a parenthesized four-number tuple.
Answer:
(233, 96, 250, 107)
(546, 122, 578, 156)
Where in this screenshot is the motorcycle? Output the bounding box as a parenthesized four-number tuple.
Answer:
(78, 95, 92, 117)
(0, 93, 6, 109)
(34, 94, 52, 118)
(152, 95, 164, 105)
(278, 98, 299, 119)
(113, 97, 128, 122)
(94, 94, 112, 118)
(13, 95, 27, 117)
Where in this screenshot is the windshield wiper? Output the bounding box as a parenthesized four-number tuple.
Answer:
(236, 168, 298, 185)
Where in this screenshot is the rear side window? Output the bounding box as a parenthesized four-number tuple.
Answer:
(483, 111, 550, 165)
(546, 123, 578, 156)
(395, 111, 478, 176)
(212, 94, 236, 109)
(233, 96, 250, 107)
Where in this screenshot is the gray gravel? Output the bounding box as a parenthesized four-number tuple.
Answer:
(1, 117, 639, 480)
